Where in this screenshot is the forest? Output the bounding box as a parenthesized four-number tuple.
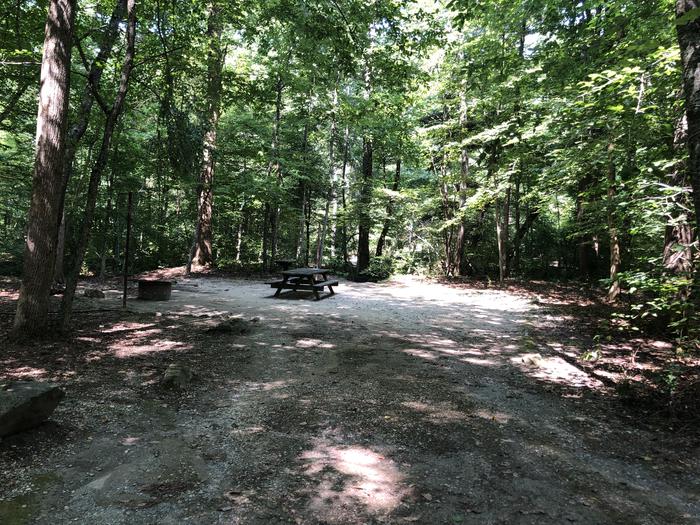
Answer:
(1, 0, 700, 523)
(1, 0, 699, 338)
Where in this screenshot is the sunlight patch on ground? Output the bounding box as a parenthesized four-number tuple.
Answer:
(474, 409, 511, 424)
(101, 322, 156, 334)
(300, 442, 409, 520)
(5, 366, 47, 379)
(402, 348, 438, 360)
(109, 339, 190, 358)
(401, 401, 469, 423)
(514, 354, 604, 389)
(295, 338, 334, 349)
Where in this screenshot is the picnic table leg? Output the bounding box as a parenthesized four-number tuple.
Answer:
(307, 276, 320, 300)
(320, 273, 334, 296)
(274, 275, 288, 297)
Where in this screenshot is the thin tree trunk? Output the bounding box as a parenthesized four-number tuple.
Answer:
(54, 209, 66, 284)
(0, 77, 32, 127)
(57, 0, 125, 243)
(607, 143, 621, 301)
(357, 137, 373, 272)
(376, 159, 401, 257)
(268, 76, 284, 271)
(575, 174, 595, 279)
(506, 209, 538, 270)
(316, 88, 337, 267)
(455, 146, 470, 275)
(13, 0, 76, 336)
(235, 201, 245, 263)
(261, 203, 270, 271)
(60, 0, 136, 329)
(193, 0, 224, 267)
(337, 124, 350, 265)
(296, 183, 306, 260)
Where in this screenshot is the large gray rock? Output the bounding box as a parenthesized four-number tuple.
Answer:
(0, 381, 65, 437)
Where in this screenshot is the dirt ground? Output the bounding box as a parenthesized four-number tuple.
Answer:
(1, 273, 699, 524)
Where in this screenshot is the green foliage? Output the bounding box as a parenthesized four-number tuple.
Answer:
(357, 255, 394, 282)
(0, 0, 696, 346)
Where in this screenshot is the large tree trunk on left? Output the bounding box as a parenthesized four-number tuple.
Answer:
(676, 0, 700, 317)
(60, 0, 136, 329)
(13, 0, 76, 336)
(193, 1, 224, 267)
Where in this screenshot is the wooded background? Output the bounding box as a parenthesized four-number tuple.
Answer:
(1, 0, 699, 342)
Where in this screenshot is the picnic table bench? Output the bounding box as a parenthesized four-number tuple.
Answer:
(268, 267, 338, 300)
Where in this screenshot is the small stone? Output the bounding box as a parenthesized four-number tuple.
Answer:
(161, 364, 193, 389)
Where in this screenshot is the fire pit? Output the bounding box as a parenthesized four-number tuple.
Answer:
(137, 279, 174, 301)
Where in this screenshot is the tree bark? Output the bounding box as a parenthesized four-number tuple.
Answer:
(607, 143, 621, 301)
(337, 125, 350, 265)
(675, 0, 700, 315)
(193, 0, 224, 267)
(268, 75, 284, 271)
(357, 137, 373, 272)
(315, 88, 338, 267)
(13, 0, 76, 336)
(57, 0, 125, 247)
(54, 209, 66, 284)
(376, 159, 401, 257)
(60, 0, 136, 329)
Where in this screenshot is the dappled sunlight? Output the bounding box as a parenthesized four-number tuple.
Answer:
(401, 400, 469, 423)
(295, 338, 335, 349)
(474, 409, 511, 424)
(460, 356, 501, 367)
(513, 354, 604, 389)
(4, 365, 48, 379)
(109, 338, 190, 358)
(300, 441, 409, 519)
(101, 322, 157, 334)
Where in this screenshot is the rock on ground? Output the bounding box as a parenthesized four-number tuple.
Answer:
(161, 364, 193, 389)
(0, 381, 64, 437)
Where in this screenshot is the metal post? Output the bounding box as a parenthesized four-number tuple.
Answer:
(123, 191, 133, 308)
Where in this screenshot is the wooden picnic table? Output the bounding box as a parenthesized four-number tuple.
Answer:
(268, 267, 338, 300)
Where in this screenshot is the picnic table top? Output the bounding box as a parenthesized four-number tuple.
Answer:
(282, 267, 330, 277)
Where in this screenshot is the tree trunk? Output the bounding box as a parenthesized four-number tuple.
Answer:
(675, 0, 700, 316)
(506, 209, 538, 271)
(336, 125, 350, 265)
(296, 183, 306, 260)
(271, 77, 284, 268)
(357, 137, 373, 272)
(607, 143, 621, 302)
(57, 0, 125, 246)
(575, 174, 595, 279)
(60, 0, 136, 329)
(54, 209, 66, 284)
(261, 203, 270, 272)
(315, 88, 337, 267)
(376, 159, 401, 257)
(13, 0, 76, 336)
(193, 0, 224, 267)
